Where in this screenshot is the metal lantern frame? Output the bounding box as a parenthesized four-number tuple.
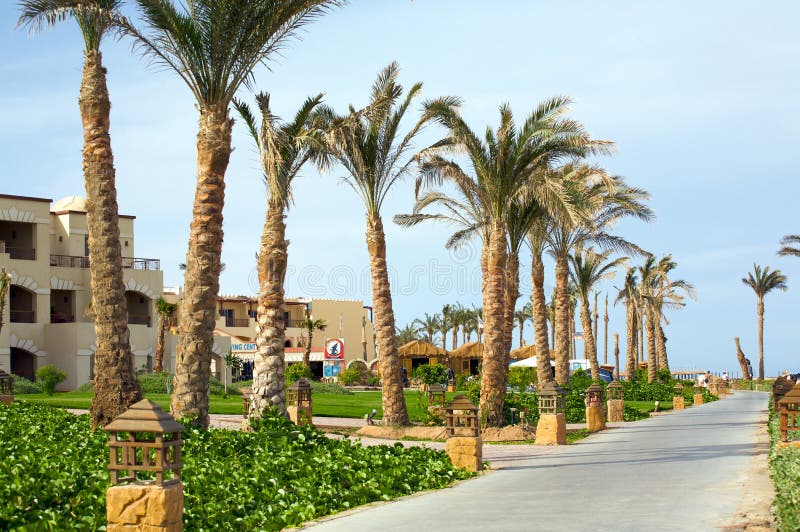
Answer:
(287, 378, 313, 409)
(0, 370, 12, 397)
(673, 382, 684, 397)
(104, 399, 185, 486)
(585, 383, 605, 407)
(538, 381, 566, 415)
(606, 380, 623, 401)
(693, 384, 704, 396)
(427, 383, 447, 406)
(445, 394, 480, 437)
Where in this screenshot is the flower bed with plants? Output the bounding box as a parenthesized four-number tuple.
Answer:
(0, 402, 472, 530)
(768, 406, 800, 531)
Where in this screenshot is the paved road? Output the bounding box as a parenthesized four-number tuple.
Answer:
(304, 391, 769, 532)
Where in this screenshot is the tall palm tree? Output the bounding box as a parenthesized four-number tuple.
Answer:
(514, 303, 532, 347)
(778, 235, 800, 257)
(569, 246, 627, 380)
(637, 256, 660, 383)
(413, 313, 441, 345)
(298, 316, 327, 368)
(18, 0, 141, 427)
(545, 165, 653, 384)
(120, 0, 339, 427)
(648, 256, 695, 373)
(154, 296, 178, 372)
(0, 269, 10, 336)
(405, 97, 603, 426)
(742, 264, 788, 380)
(234, 92, 329, 418)
(324, 64, 452, 425)
(615, 268, 640, 381)
(396, 323, 420, 346)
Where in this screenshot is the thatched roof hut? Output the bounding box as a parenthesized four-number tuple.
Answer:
(450, 341, 483, 359)
(509, 345, 536, 361)
(397, 340, 448, 358)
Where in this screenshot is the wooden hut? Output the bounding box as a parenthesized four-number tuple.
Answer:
(450, 341, 483, 375)
(397, 340, 449, 374)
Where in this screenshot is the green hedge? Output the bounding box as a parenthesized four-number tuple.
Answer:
(768, 407, 800, 531)
(0, 402, 471, 530)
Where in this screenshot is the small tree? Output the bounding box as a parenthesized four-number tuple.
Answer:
(222, 351, 242, 396)
(154, 296, 178, 373)
(299, 317, 327, 367)
(286, 363, 312, 384)
(36, 365, 67, 396)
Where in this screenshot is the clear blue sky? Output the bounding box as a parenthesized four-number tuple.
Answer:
(2, 1, 798, 376)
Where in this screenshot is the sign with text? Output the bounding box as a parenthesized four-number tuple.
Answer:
(231, 343, 256, 354)
(323, 360, 344, 378)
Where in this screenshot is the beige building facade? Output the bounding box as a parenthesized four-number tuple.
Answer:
(0, 194, 163, 390)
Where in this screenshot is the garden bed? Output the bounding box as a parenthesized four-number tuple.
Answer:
(0, 402, 472, 530)
(768, 407, 800, 531)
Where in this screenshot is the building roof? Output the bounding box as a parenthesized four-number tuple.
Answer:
(50, 195, 136, 219)
(450, 341, 483, 359)
(0, 193, 52, 203)
(397, 340, 448, 358)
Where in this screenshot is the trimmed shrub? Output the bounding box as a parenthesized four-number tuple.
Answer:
(285, 363, 312, 384)
(310, 381, 353, 395)
(12, 375, 42, 394)
(339, 364, 367, 386)
(413, 364, 448, 386)
(35, 365, 67, 396)
(507, 367, 535, 391)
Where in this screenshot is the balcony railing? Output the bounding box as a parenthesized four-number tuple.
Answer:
(128, 315, 151, 326)
(7, 247, 36, 260)
(50, 254, 160, 271)
(10, 309, 35, 323)
(225, 318, 250, 328)
(50, 313, 76, 323)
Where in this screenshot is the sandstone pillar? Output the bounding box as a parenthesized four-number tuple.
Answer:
(445, 436, 483, 472)
(693, 393, 704, 406)
(673, 396, 685, 410)
(607, 399, 625, 422)
(586, 405, 606, 432)
(535, 413, 566, 445)
(107, 481, 183, 531)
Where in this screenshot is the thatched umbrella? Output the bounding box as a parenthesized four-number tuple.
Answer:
(397, 340, 448, 358)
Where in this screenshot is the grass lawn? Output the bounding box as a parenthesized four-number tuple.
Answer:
(626, 400, 673, 414)
(16, 390, 460, 421)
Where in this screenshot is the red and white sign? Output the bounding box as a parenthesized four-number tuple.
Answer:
(324, 338, 345, 359)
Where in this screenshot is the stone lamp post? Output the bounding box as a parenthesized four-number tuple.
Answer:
(535, 381, 566, 445)
(606, 380, 624, 422)
(585, 383, 606, 432)
(104, 399, 185, 531)
(0, 370, 13, 405)
(287, 378, 313, 426)
(673, 383, 685, 410)
(444, 395, 482, 471)
(778, 381, 800, 448)
(693, 384, 704, 406)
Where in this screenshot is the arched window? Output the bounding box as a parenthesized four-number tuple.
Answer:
(125, 291, 152, 326)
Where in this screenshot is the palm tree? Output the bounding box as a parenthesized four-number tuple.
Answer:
(298, 316, 327, 368)
(778, 235, 800, 257)
(413, 313, 441, 345)
(154, 296, 178, 372)
(441, 304, 455, 350)
(0, 269, 10, 336)
(615, 268, 640, 381)
(742, 264, 788, 380)
(18, 0, 141, 427)
(637, 256, 661, 383)
(648, 256, 695, 373)
(514, 303, 532, 347)
(324, 64, 453, 425)
(405, 97, 604, 426)
(545, 165, 653, 384)
(119, 0, 339, 427)
(396, 323, 420, 346)
(233, 93, 328, 418)
(569, 246, 627, 380)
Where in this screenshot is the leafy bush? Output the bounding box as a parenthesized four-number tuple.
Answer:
(35, 365, 67, 396)
(339, 364, 367, 386)
(456, 373, 472, 391)
(768, 409, 800, 531)
(135, 372, 235, 396)
(285, 363, 312, 384)
(413, 364, 448, 386)
(12, 375, 42, 394)
(623, 405, 649, 421)
(310, 381, 353, 395)
(366, 374, 381, 387)
(507, 367, 535, 391)
(76, 380, 94, 392)
(0, 402, 472, 530)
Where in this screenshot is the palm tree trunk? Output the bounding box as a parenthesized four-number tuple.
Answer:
(656, 323, 669, 373)
(757, 298, 764, 381)
(603, 295, 609, 365)
(303, 331, 312, 367)
(592, 292, 599, 354)
(646, 308, 658, 383)
(625, 301, 637, 381)
(452, 326, 458, 350)
(639, 307, 645, 363)
(172, 106, 232, 428)
(503, 252, 520, 358)
(518, 321, 524, 347)
(734, 337, 751, 380)
(580, 297, 600, 381)
(250, 202, 288, 418)
(479, 221, 508, 427)
(81, 50, 141, 427)
(554, 254, 570, 385)
(531, 250, 552, 385)
(155, 315, 167, 373)
(613, 333, 620, 379)
(366, 215, 408, 425)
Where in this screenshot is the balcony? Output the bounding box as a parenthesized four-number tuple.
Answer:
(225, 317, 250, 328)
(6, 246, 36, 261)
(128, 315, 151, 326)
(50, 254, 160, 271)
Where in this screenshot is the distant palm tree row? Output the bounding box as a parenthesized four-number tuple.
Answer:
(399, 304, 484, 349)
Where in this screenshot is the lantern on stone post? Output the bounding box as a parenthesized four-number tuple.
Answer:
(427, 383, 447, 407)
(693, 384, 704, 406)
(0, 370, 13, 405)
(535, 381, 566, 445)
(778, 382, 800, 446)
(241, 387, 252, 418)
(673, 382, 685, 410)
(585, 383, 606, 432)
(708, 380, 719, 397)
(606, 380, 624, 422)
(444, 395, 482, 472)
(287, 378, 313, 426)
(104, 399, 184, 532)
